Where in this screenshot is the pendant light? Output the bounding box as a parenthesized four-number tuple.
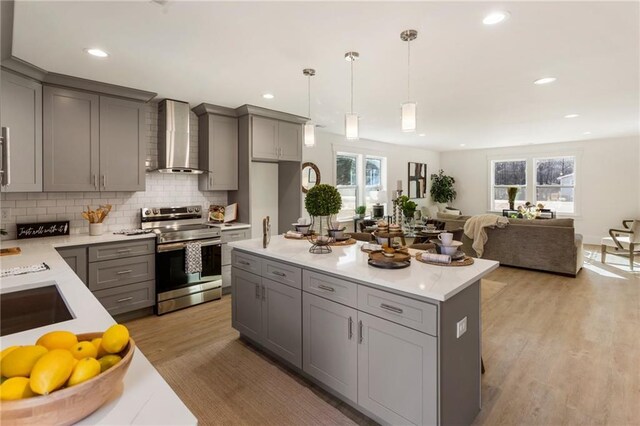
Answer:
(344, 51, 359, 140)
(400, 29, 418, 132)
(303, 68, 316, 147)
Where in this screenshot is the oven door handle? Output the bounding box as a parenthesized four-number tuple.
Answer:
(157, 239, 222, 253)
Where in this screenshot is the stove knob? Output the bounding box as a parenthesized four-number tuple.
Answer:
(152, 208, 159, 215)
(187, 207, 194, 213)
(143, 209, 150, 216)
(194, 207, 200, 212)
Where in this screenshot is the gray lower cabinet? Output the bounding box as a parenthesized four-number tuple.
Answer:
(43, 85, 145, 192)
(232, 259, 302, 368)
(57, 239, 156, 315)
(302, 292, 358, 402)
(43, 86, 100, 192)
(197, 112, 238, 191)
(358, 311, 437, 426)
(56, 246, 88, 285)
(221, 227, 250, 290)
(0, 70, 42, 192)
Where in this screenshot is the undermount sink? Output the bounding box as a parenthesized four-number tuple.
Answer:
(0, 282, 74, 337)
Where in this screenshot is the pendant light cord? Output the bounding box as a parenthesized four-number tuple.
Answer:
(407, 38, 411, 101)
(308, 75, 311, 118)
(350, 58, 354, 114)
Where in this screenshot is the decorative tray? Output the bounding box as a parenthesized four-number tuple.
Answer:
(329, 237, 356, 246)
(367, 250, 411, 269)
(414, 252, 475, 267)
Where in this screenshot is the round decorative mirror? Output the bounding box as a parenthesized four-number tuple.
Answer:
(301, 162, 321, 193)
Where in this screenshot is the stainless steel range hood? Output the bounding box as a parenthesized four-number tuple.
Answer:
(154, 99, 204, 174)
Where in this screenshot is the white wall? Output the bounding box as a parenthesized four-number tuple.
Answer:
(302, 130, 441, 223)
(440, 136, 640, 244)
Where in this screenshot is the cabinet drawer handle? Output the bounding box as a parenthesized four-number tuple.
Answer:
(358, 320, 363, 344)
(380, 303, 403, 314)
(117, 296, 133, 303)
(116, 269, 133, 275)
(255, 284, 260, 299)
(318, 284, 335, 292)
(238, 260, 250, 266)
(271, 271, 286, 277)
(348, 317, 353, 340)
(116, 249, 131, 254)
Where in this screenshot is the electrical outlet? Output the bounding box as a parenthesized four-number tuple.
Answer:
(456, 316, 467, 338)
(1, 208, 10, 222)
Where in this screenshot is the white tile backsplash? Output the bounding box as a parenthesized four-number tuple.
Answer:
(0, 101, 228, 240)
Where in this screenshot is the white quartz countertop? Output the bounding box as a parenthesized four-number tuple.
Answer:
(207, 222, 251, 231)
(229, 236, 499, 302)
(0, 236, 196, 425)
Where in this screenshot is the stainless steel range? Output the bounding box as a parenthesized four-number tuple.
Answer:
(141, 205, 222, 315)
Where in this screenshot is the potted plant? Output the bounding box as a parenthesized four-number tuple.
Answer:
(507, 187, 518, 210)
(430, 170, 457, 209)
(304, 184, 343, 234)
(355, 205, 366, 218)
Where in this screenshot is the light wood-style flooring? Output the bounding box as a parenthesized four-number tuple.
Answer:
(125, 246, 640, 425)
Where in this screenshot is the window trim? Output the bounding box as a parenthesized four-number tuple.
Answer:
(486, 150, 582, 217)
(489, 158, 528, 213)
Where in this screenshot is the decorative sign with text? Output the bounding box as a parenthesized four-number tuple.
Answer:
(17, 221, 70, 240)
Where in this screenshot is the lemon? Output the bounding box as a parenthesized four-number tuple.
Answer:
(67, 357, 101, 387)
(0, 377, 37, 401)
(101, 324, 129, 354)
(0, 346, 20, 376)
(91, 338, 108, 358)
(98, 354, 122, 373)
(69, 341, 98, 360)
(29, 349, 75, 395)
(1, 345, 48, 378)
(36, 331, 78, 351)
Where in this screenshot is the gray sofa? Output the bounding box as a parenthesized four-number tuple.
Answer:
(436, 213, 583, 276)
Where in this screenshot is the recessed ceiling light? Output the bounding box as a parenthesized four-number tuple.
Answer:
(418, 133, 426, 137)
(85, 48, 109, 58)
(564, 114, 580, 118)
(583, 131, 592, 135)
(262, 93, 274, 99)
(483, 11, 510, 25)
(460, 144, 466, 147)
(534, 77, 557, 85)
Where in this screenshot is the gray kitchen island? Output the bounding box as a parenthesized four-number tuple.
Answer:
(229, 236, 499, 426)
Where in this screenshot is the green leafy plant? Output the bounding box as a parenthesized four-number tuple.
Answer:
(304, 184, 342, 217)
(355, 205, 366, 215)
(395, 195, 417, 218)
(430, 170, 457, 204)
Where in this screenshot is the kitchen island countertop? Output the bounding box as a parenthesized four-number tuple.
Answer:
(229, 235, 499, 302)
(0, 235, 196, 425)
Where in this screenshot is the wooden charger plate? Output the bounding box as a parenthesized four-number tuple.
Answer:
(414, 252, 475, 267)
(0, 332, 135, 426)
(329, 238, 357, 246)
(367, 250, 411, 269)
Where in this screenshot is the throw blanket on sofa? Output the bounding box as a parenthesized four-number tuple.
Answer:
(463, 214, 509, 258)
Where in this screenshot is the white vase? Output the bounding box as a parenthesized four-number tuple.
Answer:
(89, 223, 104, 236)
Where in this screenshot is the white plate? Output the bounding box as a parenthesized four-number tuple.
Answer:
(435, 240, 463, 247)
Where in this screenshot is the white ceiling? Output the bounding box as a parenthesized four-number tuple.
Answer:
(11, 1, 640, 151)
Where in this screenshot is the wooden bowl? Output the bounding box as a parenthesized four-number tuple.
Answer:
(0, 332, 135, 426)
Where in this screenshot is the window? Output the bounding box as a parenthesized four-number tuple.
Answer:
(491, 159, 527, 211)
(335, 151, 387, 219)
(535, 156, 575, 213)
(489, 155, 578, 214)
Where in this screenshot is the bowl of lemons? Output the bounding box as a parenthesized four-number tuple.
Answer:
(0, 324, 135, 425)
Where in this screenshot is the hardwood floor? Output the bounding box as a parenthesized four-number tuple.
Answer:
(125, 245, 639, 425)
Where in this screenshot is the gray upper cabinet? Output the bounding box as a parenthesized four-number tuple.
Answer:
(251, 116, 279, 161)
(43, 86, 100, 192)
(197, 111, 238, 191)
(99, 97, 145, 191)
(250, 116, 302, 162)
(43, 85, 146, 192)
(0, 70, 43, 192)
(277, 121, 302, 162)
